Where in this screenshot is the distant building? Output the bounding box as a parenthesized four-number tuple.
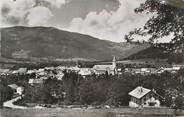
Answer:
(56, 72, 64, 80)
(78, 68, 92, 77)
(27, 69, 36, 74)
(93, 56, 117, 75)
(18, 68, 27, 74)
(28, 79, 44, 85)
(128, 86, 160, 108)
(172, 64, 184, 70)
(0, 69, 10, 75)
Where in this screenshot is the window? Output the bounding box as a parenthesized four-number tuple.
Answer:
(148, 102, 156, 106)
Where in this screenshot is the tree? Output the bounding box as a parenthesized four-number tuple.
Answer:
(62, 70, 81, 104)
(0, 79, 13, 108)
(174, 95, 184, 110)
(126, 0, 184, 55)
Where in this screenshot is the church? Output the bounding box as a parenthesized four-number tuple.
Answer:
(93, 56, 117, 75)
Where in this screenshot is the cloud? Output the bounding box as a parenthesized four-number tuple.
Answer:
(26, 6, 53, 26)
(43, 0, 67, 8)
(66, 0, 152, 42)
(0, 0, 67, 26)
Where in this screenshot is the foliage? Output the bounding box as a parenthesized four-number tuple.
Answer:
(62, 70, 82, 104)
(0, 78, 13, 108)
(126, 0, 184, 55)
(174, 95, 184, 110)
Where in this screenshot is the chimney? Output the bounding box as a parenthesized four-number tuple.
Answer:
(139, 86, 143, 93)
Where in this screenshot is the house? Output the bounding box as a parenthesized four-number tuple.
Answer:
(8, 84, 18, 93)
(93, 56, 117, 75)
(0, 69, 10, 75)
(8, 84, 24, 95)
(36, 69, 46, 76)
(78, 68, 93, 77)
(16, 86, 24, 95)
(172, 64, 184, 70)
(18, 68, 27, 74)
(56, 72, 64, 80)
(128, 86, 160, 108)
(27, 69, 36, 74)
(28, 79, 44, 85)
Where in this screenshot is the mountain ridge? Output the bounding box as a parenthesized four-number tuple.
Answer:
(1, 26, 150, 61)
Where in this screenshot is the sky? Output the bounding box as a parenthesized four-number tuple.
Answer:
(0, 0, 159, 42)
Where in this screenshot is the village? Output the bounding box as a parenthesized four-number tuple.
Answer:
(0, 56, 184, 111)
(1, 0, 184, 116)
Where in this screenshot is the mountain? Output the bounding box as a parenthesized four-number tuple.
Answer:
(1, 26, 150, 61)
(125, 46, 170, 60)
(125, 43, 184, 64)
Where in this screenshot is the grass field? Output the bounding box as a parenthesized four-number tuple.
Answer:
(0, 108, 184, 117)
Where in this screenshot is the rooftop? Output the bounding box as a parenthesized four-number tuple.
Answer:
(128, 86, 151, 99)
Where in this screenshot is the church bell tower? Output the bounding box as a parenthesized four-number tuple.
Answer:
(112, 56, 116, 68)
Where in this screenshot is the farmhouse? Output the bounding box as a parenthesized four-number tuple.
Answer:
(128, 86, 160, 108)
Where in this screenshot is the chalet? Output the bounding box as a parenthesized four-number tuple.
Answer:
(128, 86, 160, 108)
(93, 57, 117, 75)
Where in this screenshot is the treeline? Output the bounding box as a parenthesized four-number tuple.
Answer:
(126, 46, 184, 64)
(10, 60, 97, 70)
(126, 46, 169, 60)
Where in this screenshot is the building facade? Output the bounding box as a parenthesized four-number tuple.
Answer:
(93, 56, 117, 75)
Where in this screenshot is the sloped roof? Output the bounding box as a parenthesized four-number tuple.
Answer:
(8, 84, 18, 89)
(93, 65, 115, 71)
(78, 68, 92, 76)
(28, 79, 43, 84)
(128, 86, 151, 99)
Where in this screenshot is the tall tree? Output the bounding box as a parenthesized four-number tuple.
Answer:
(126, 0, 184, 54)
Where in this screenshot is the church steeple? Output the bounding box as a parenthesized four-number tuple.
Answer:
(112, 56, 116, 68)
(75, 60, 79, 68)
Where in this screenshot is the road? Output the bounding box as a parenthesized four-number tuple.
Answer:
(3, 96, 27, 109)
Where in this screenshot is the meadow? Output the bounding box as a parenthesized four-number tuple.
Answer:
(1, 108, 184, 117)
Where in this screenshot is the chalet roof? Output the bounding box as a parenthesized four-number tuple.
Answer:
(128, 86, 151, 99)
